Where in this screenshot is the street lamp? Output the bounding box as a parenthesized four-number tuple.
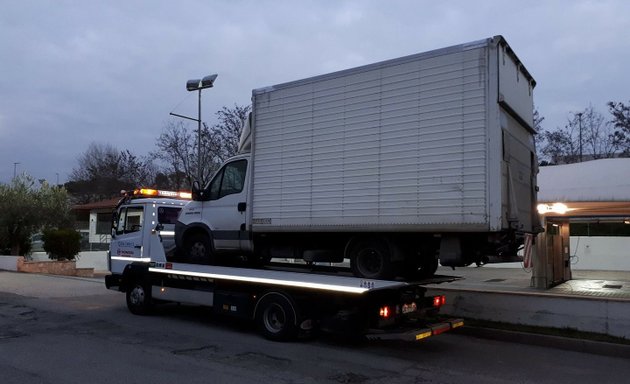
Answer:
(576, 112, 583, 163)
(170, 74, 218, 183)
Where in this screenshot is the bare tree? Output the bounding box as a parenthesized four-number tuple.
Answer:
(212, 104, 251, 160)
(67, 142, 156, 203)
(607, 101, 630, 156)
(537, 104, 622, 164)
(153, 121, 197, 189)
(154, 104, 251, 189)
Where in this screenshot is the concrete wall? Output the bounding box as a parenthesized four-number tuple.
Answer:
(488, 236, 630, 271)
(429, 288, 630, 339)
(17, 257, 94, 277)
(30, 251, 109, 273)
(569, 237, 630, 271)
(0, 256, 20, 271)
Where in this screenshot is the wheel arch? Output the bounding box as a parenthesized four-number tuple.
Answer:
(120, 262, 150, 292)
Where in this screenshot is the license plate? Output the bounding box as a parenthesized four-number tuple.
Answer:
(402, 302, 417, 314)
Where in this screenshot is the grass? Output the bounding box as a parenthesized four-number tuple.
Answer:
(461, 318, 630, 345)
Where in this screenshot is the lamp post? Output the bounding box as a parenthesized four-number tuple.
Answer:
(577, 112, 583, 163)
(170, 74, 218, 183)
(13, 162, 20, 179)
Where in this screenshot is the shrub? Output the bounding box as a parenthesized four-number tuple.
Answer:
(42, 229, 81, 261)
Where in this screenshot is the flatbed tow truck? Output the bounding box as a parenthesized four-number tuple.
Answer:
(106, 189, 463, 341)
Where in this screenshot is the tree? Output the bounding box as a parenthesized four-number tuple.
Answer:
(607, 101, 630, 156)
(153, 121, 199, 190)
(0, 174, 72, 256)
(212, 104, 251, 160)
(536, 104, 622, 164)
(67, 143, 157, 203)
(154, 104, 251, 189)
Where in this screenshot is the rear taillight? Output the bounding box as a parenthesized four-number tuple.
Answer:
(379, 306, 392, 319)
(433, 295, 446, 308)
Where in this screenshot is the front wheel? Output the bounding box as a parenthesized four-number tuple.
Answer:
(184, 233, 214, 264)
(126, 280, 153, 315)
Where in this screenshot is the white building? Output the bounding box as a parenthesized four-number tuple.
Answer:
(537, 158, 630, 271)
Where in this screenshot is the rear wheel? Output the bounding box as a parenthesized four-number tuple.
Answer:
(255, 292, 299, 341)
(349, 239, 393, 280)
(403, 243, 439, 280)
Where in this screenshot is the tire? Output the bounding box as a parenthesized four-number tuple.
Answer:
(402, 244, 439, 280)
(349, 239, 393, 280)
(416, 255, 439, 279)
(126, 280, 153, 315)
(184, 233, 214, 265)
(255, 292, 299, 341)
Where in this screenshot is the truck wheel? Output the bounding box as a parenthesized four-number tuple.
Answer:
(349, 240, 393, 280)
(126, 280, 153, 315)
(255, 292, 298, 341)
(185, 233, 214, 264)
(402, 245, 439, 280)
(415, 256, 439, 279)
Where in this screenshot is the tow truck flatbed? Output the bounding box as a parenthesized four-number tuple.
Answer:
(106, 188, 463, 341)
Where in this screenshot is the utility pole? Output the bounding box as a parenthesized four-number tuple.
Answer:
(577, 112, 583, 162)
(13, 162, 20, 179)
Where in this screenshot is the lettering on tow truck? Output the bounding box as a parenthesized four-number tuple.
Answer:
(150, 262, 173, 269)
(360, 280, 376, 289)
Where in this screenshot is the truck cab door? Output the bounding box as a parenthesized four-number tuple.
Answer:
(203, 159, 249, 251)
(109, 205, 146, 274)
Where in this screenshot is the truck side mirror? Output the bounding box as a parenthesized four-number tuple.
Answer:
(192, 180, 203, 201)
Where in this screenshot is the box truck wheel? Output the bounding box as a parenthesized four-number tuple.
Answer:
(349, 239, 393, 280)
(419, 255, 439, 277)
(184, 233, 214, 265)
(255, 292, 298, 341)
(126, 279, 153, 315)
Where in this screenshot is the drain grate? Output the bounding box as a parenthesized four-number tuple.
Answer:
(603, 284, 623, 289)
(484, 279, 506, 283)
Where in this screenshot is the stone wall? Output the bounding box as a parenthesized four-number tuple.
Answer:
(16, 257, 94, 277)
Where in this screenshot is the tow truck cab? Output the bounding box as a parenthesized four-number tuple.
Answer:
(108, 188, 191, 276)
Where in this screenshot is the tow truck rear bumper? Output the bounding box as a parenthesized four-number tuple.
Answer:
(365, 318, 464, 341)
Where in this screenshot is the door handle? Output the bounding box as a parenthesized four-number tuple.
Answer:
(134, 245, 142, 249)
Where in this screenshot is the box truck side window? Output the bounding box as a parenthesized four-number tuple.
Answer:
(208, 159, 247, 200)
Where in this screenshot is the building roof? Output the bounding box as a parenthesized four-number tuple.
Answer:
(72, 197, 120, 212)
(538, 158, 630, 203)
(538, 158, 630, 218)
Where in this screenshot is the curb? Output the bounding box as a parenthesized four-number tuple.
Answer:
(457, 326, 630, 359)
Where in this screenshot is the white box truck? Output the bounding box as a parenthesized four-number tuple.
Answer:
(176, 35, 540, 279)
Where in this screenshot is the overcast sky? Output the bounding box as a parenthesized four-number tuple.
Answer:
(1, 0, 629, 184)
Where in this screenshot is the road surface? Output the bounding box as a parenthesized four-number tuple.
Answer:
(0, 271, 628, 384)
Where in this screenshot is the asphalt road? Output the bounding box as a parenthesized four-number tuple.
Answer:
(1, 271, 629, 384)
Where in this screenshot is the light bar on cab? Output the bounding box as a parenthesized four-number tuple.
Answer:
(126, 188, 192, 200)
